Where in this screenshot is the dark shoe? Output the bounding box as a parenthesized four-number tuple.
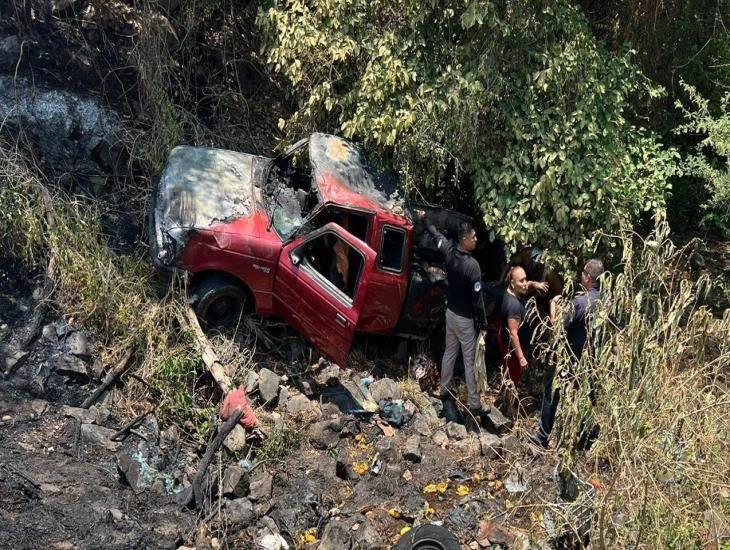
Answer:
(468, 405, 491, 423)
(463, 413, 481, 433)
(441, 399, 462, 424)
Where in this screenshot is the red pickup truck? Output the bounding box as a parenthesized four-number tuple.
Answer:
(150, 133, 469, 365)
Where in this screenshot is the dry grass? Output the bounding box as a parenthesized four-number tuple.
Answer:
(533, 222, 730, 548)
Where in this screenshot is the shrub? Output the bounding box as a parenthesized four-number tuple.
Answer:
(675, 83, 730, 237)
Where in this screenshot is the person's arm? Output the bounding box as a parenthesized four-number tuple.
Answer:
(529, 280, 549, 295)
(507, 317, 528, 369)
(415, 210, 452, 254)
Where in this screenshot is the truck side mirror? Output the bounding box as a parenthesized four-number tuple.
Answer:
(291, 251, 301, 266)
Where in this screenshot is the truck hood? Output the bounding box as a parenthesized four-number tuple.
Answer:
(152, 145, 266, 266)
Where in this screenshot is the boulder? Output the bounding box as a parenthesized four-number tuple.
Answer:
(248, 471, 273, 502)
(258, 368, 281, 404)
(4, 349, 29, 372)
(478, 520, 516, 546)
(222, 465, 250, 498)
(433, 430, 449, 447)
(56, 355, 89, 380)
(245, 370, 259, 393)
(368, 378, 401, 403)
(481, 407, 513, 434)
(226, 498, 254, 526)
(309, 419, 342, 450)
(286, 393, 315, 416)
(445, 421, 468, 441)
(479, 432, 503, 458)
(374, 437, 398, 462)
(65, 331, 91, 360)
(42, 323, 58, 342)
(412, 413, 433, 436)
(81, 423, 119, 451)
(223, 424, 248, 453)
(403, 435, 422, 463)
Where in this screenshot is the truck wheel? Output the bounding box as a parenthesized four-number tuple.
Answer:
(194, 276, 248, 329)
(392, 525, 460, 550)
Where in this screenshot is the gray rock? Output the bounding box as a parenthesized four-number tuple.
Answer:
(433, 430, 449, 446)
(412, 413, 433, 436)
(258, 368, 281, 404)
(42, 323, 58, 342)
(4, 350, 29, 371)
(479, 432, 503, 458)
(30, 399, 48, 417)
(352, 518, 384, 549)
(224, 424, 248, 453)
(254, 499, 272, 517)
(222, 465, 250, 498)
(81, 423, 119, 451)
(396, 493, 429, 520)
(314, 363, 340, 386)
(445, 421, 468, 441)
(65, 331, 91, 360)
(482, 407, 513, 434)
(319, 518, 353, 550)
(226, 498, 254, 526)
(55, 355, 89, 380)
(430, 396, 444, 417)
(374, 437, 397, 462)
(309, 419, 342, 450)
(369, 378, 401, 403)
(248, 471, 273, 502)
(501, 434, 522, 455)
(403, 435, 422, 463)
(286, 393, 313, 416)
(61, 404, 102, 424)
(245, 370, 259, 393)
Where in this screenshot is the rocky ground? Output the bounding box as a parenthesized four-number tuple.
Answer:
(0, 257, 600, 550)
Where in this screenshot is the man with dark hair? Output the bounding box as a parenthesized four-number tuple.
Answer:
(416, 212, 489, 427)
(530, 258, 604, 448)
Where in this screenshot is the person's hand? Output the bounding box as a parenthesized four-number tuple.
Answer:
(551, 295, 564, 305)
(519, 356, 528, 370)
(531, 281, 549, 295)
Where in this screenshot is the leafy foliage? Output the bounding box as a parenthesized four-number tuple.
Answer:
(258, 0, 677, 267)
(675, 83, 730, 236)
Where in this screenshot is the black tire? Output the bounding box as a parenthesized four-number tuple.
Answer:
(392, 525, 460, 550)
(194, 275, 248, 329)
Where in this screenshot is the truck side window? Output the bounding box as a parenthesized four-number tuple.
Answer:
(302, 232, 364, 303)
(379, 226, 406, 272)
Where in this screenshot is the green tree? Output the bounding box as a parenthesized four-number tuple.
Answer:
(676, 82, 730, 236)
(258, 0, 677, 268)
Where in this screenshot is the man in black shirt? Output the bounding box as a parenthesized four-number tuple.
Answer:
(418, 212, 488, 421)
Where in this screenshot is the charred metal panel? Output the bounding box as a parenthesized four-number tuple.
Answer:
(310, 133, 406, 214)
(152, 146, 262, 265)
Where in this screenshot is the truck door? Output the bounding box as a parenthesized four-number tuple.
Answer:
(273, 222, 376, 366)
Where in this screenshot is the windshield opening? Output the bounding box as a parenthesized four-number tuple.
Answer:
(265, 142, 319, 239)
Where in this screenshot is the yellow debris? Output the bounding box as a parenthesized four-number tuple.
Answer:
(455, 485, 470, 497)
(400, 526, 411, 536)
(298, 527, 317, 544)
(427, 507, 435, 515)
(436, 481, 449, 493)
(352, 461, 369, 475)
(387, 508, 401, 519)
